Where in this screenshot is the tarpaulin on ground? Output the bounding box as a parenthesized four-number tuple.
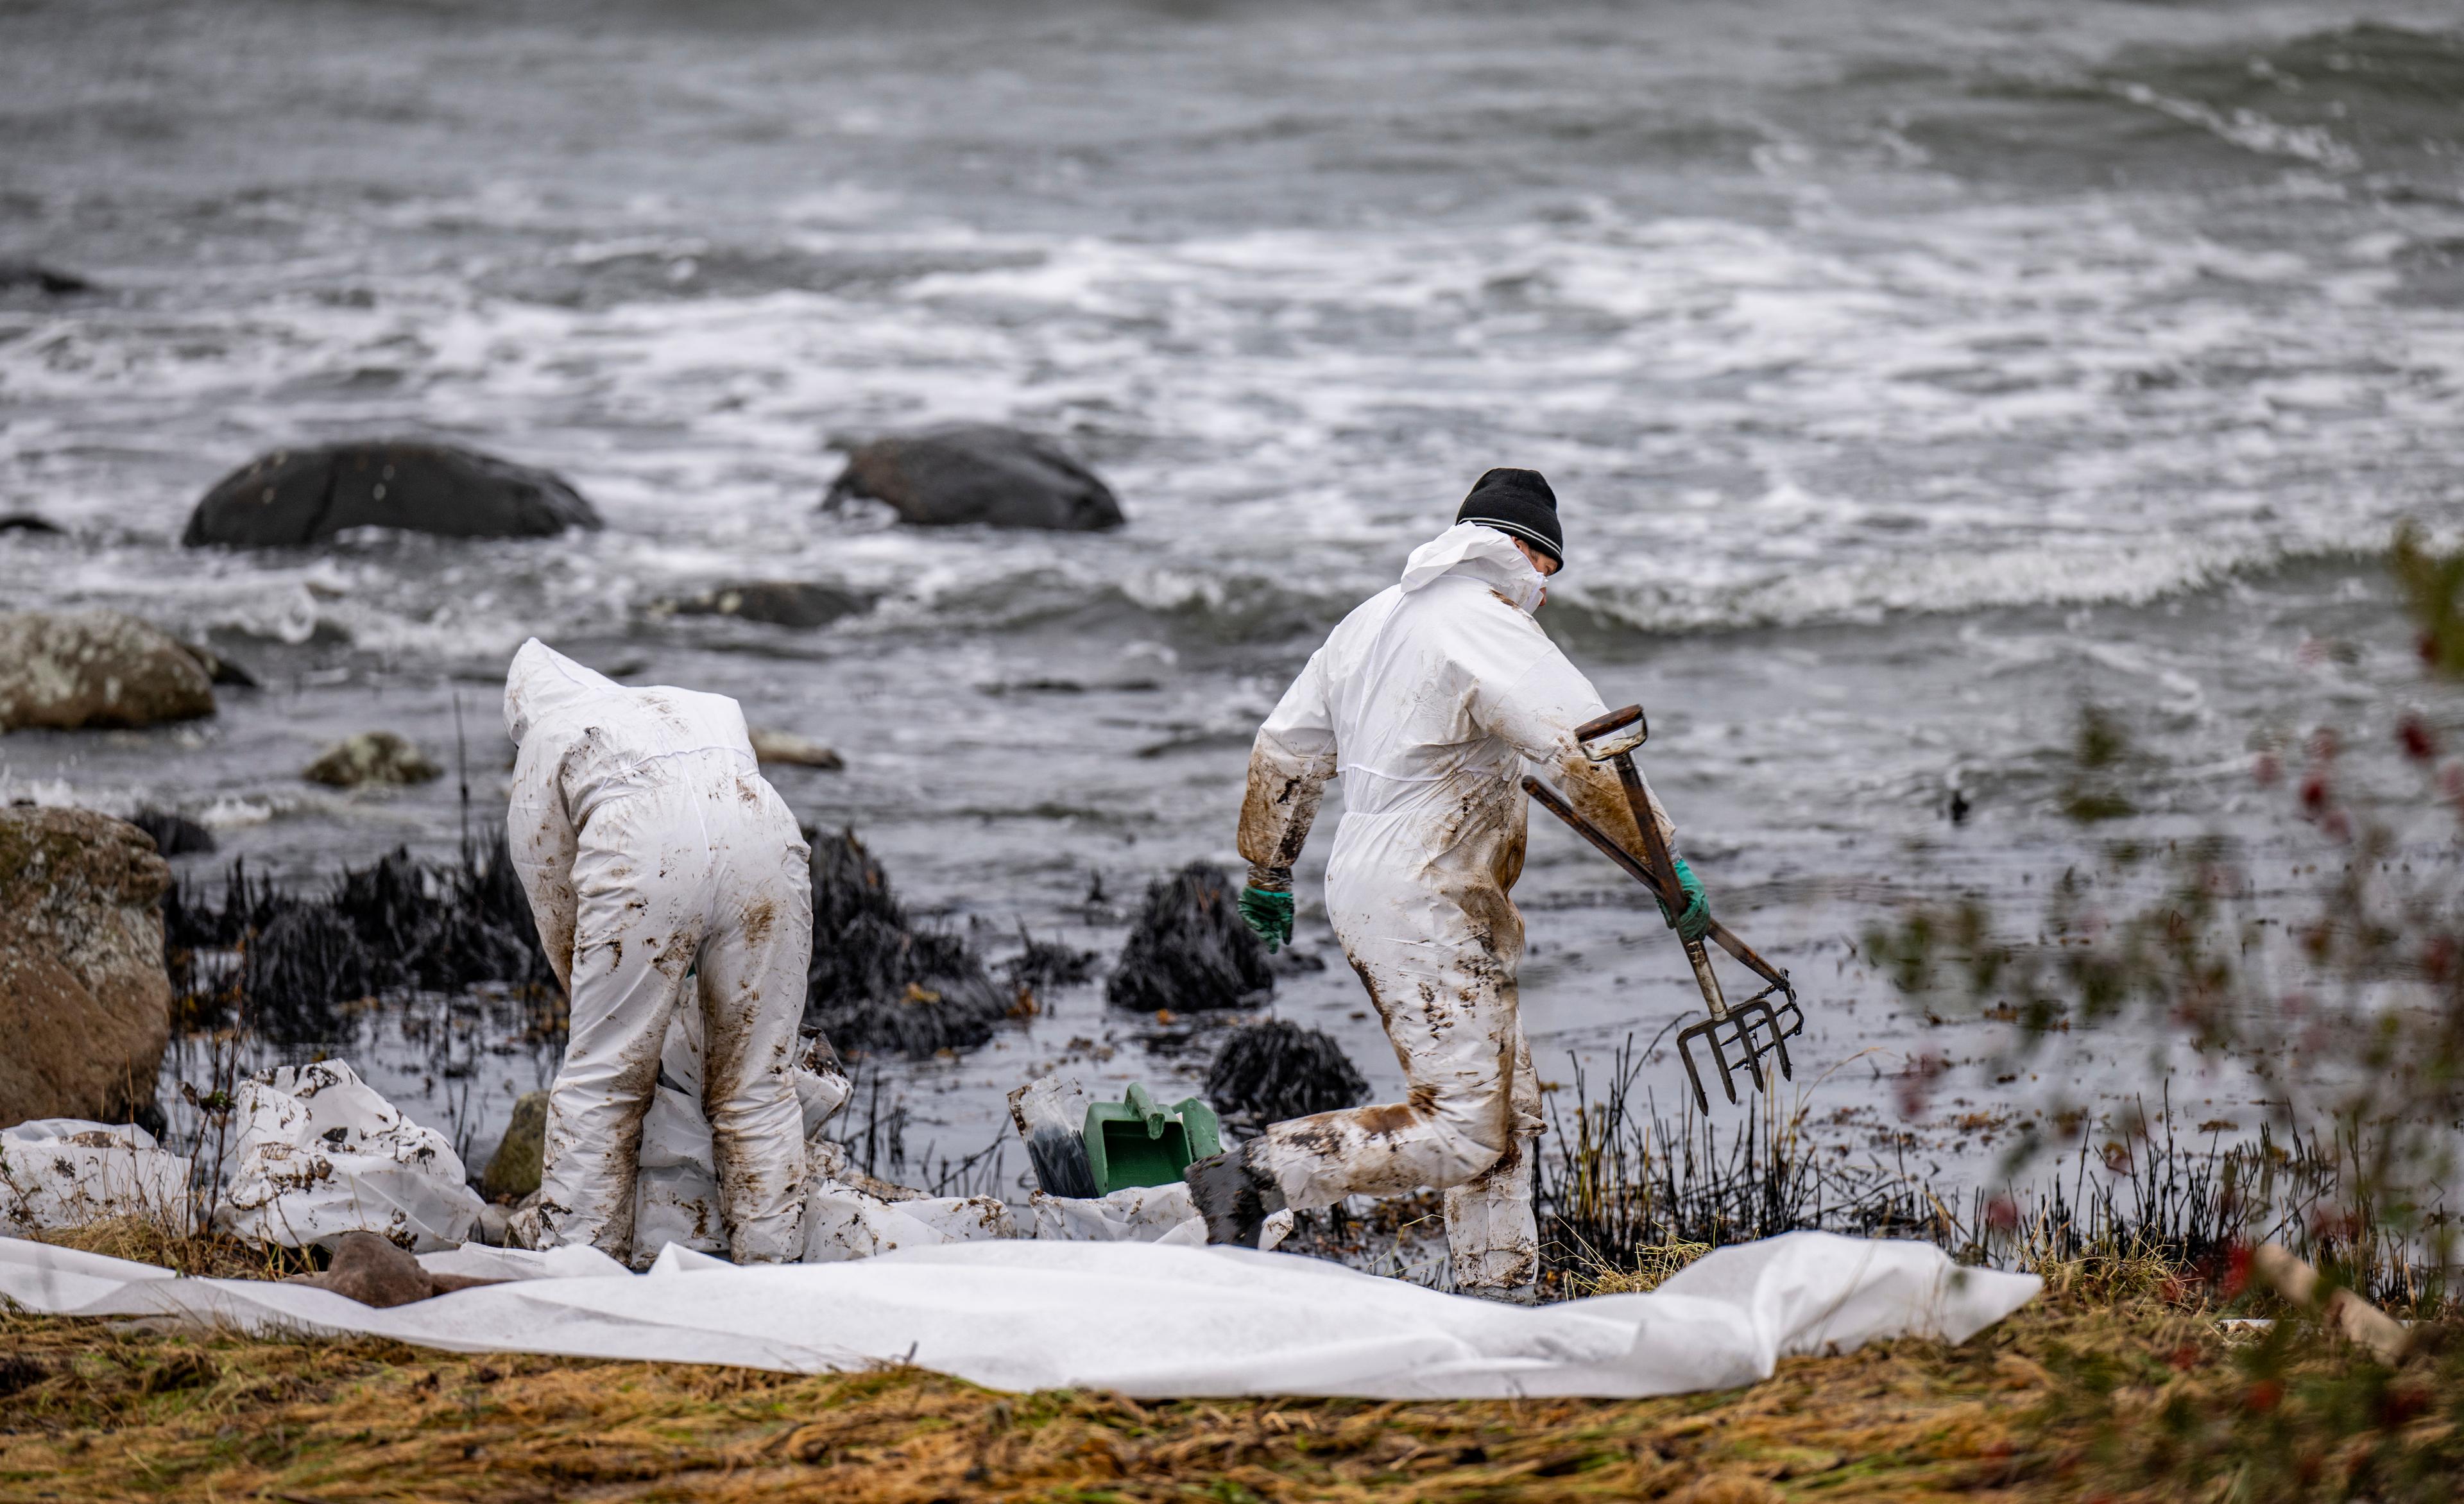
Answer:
(0, 1231, 2037, 1399)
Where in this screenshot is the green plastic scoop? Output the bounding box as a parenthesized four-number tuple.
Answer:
(1082, 1082, 1222, 1195)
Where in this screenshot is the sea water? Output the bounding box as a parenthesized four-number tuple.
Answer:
(3, 0, 2459, 1199)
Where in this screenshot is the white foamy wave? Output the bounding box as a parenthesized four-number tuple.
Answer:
(1567, 534, 2366, 636)
(3, 164, 2457, 651)
(2109, 82, 2363, 173)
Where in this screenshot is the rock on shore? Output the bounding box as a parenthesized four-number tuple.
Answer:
(659, 581, 868, 629)
(0, 807, 172, 1132)
(184, 441, 602, 547)
(826, 423, 1125, 531)
(0, 611, 216, 731)
(302, 731, 443, 788)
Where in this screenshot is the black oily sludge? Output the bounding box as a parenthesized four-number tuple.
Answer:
(164, 836, 557, 1044)
(1206, 1019, 1369, 1134)
(1106, 862, 1274, 1014)
(803, 828, 1018, 1059)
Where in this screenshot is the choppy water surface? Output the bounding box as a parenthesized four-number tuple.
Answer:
(4, 0, 2460, 1194)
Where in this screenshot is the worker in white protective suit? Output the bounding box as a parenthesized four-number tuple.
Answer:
(1184, 469, 1712, 1302)
(502, 639, 815, 1266)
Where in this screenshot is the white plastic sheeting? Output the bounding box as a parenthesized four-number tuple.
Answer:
(0, 1230, 2039, 1399)
(633, 1083, 732, 1255)
(628, 1052, 1010, 1263)
(214, 1062, 485, 1252)
(805, 1177, 1015, 1261)
(1031, 1182, 1200, 1243)
(0, 1121, 191, 1234)
(1030, 1183, 1291, 1252)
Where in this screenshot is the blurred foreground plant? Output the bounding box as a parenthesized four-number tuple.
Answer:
(1869, 529, 2463, 1302)
(1867, 527, 2464, 1497)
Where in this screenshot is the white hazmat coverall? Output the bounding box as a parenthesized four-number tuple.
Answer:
(504, 639, 813, 1265)
(1236, 524, 1676, 1297)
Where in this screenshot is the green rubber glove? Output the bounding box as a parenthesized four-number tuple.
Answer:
(1238, 886, 1294, 952)
(1655, 853, 1712, 944)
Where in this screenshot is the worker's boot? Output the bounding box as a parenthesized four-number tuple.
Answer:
(1183, 1144, 1287, 1247)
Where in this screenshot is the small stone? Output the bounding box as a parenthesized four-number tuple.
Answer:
(749, 729, 844, 770)
(662, 581, 867, 629)
(284, 1229, 503, 1308)
(303, 731, 443, 788)
(482, 1091, 548, 1202)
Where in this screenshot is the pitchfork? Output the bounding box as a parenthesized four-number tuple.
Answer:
(1522, 704, 1804, 1113)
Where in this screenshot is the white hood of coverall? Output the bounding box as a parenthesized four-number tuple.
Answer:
(1398, 521, 1548, 613)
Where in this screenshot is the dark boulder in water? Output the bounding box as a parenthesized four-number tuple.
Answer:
(660, 581, 868, 629)
(183, 441, 602, 548)
(805, 828, 1014, 1058)
(0, 263, 92, 296)
(826, 423, 1125, 531)
(1206, 1019, 1370, 1131)
(130, 809, 216, 858)
(1106, 862, 1274, 1014)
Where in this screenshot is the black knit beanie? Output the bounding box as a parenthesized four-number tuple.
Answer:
(1457, 468, 1562, 565)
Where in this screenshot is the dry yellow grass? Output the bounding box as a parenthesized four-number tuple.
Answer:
(14, 1231, 2442, 1503)
(0, 1283, 2107, 1503)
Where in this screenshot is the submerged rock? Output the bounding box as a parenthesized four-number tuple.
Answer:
(174, 639, 257, 688)
(0, 610, 217, 731)
(826, 423, 1125, 531)
(483, 1091, 549, 1202)
(0, 807, 172, 1132)
(662, 581, 868, 629)
(0, 514, 63, 534)
(0, 263, 92, 296)
(183, 441, 602, 547)
(303, 731, 443, 788)
(749, 728, 844, 770)
(1206, 1020, 1369, 1131)
(803, 829, 1014, 1058)
(1106, 862, 1274, 1014)
(129, 808, 216, 857)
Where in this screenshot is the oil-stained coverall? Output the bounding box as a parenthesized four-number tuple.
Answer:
(504, 638, 813, 1265)
(1234, 523, 1675, 1297)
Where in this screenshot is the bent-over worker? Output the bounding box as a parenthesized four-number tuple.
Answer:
(503, 638, 814, 1265)
(1185, 469, 1711, 1301)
